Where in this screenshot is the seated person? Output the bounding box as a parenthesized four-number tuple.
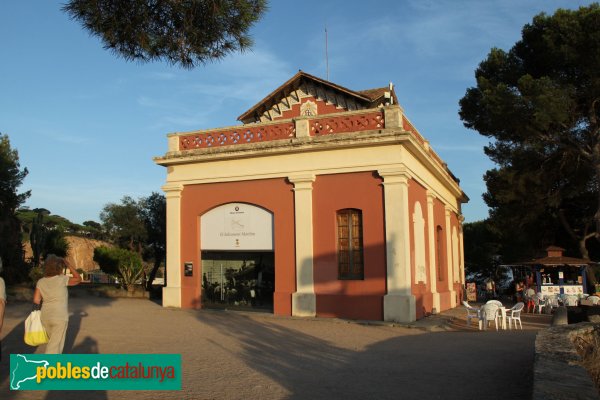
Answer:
(515, 281, 524, 302)
(525, 286, 536, 312)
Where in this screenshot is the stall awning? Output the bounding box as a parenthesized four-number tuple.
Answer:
(515, 246, 590, 267)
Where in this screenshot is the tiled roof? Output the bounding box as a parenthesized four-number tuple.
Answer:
(237, 70, 397, 122)
(359, 87, 399, 108)
(358, 87, 388, 100)
(522, 256, 590, 266)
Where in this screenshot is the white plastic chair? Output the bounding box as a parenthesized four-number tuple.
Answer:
(546, 295, 560, 311)
(565, 295, 579, 306)
(505, 302, 524, 330)
(485, 300, 505, 328)
(587, 295, 600, 305)
(480, 303, 500, 331)
(533, 294, 546, 313)
(462, 301, 481, 327)
(486, 300, 504, 307)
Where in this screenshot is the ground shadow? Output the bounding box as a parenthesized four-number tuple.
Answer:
(195, 311, 537, 400)
(0, 289, 115, 399)
(44, 336, 107, 400)
(62, 309, 88, 354)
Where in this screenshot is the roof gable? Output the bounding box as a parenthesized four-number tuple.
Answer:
(238, 71, 396, 124)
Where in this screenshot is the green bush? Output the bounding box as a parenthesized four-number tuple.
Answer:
(93, 246, 144, 291)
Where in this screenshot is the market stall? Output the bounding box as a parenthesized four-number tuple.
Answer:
(510, 246, 595, 296)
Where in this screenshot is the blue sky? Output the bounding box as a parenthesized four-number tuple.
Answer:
(1, 0, 594, 224)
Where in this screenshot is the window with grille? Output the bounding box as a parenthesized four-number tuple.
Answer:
(337, 209, 364, 280)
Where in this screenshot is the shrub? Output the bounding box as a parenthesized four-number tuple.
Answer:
(93, 246, 144, 291)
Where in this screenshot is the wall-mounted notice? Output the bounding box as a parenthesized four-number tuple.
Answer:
(201, 203, 274, 251)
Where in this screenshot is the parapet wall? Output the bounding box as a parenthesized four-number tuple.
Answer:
(533, 323, 599, 400)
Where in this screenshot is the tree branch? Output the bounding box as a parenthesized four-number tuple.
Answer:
(584, 232, 596, 241)
(590, 97, 599, 128)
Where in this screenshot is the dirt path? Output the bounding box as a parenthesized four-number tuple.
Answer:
(0, 292, 550, 399)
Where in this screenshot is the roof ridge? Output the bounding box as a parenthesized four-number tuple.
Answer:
(237, 71, 376, 122)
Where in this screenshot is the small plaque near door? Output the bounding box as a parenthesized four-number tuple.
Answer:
(184, 262, 193, 276)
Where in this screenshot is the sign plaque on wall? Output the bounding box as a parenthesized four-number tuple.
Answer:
(201, 203, 274, 251)
(466, 282, 477, 302)
(184, 262, 193, 276)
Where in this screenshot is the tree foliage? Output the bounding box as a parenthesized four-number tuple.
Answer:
(459, 4, 600, 260)
(0, 134, 30, 283)
(463, 220, 500, 275)
(99, 193, 166, 290)
(29, 210, 48, 267)
(93, 246, 144, 291)
(80, 220, 105, 240)
(18, 208, 102, 240)
(100, 196, 147, 254)
(62, 0, 268, 69)
(138, 192, 166, 289)
(23, 209, 71, 267)
(44, 229, 70, 258)
(0, 134, 30, 213)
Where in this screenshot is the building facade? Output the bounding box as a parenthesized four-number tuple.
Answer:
(154, 71, 468, 322)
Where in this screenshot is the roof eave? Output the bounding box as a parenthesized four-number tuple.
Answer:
(237, 70, 373, 122)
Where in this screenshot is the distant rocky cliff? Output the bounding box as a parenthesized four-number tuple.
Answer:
(24, 236, 111, 271)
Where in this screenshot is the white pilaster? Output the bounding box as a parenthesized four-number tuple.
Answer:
(445, 206, 457, 307)
(426, 191, 440, 314)
(383, 105, 403, 129)
(162, 183, 183, 308)
(458, 215, 465, 285)
(379, 167, 416, 323)
(294, 117, 310, 138)
(167, 134, 179, 152)
(289, 174, 316, 317)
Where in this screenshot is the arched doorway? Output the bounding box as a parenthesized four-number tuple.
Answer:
(200, 202, 275, 311)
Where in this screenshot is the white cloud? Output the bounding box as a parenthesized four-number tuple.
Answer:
(32, 129, 91, 145)
(22, 177, 162, 223)
(134, 44, 294, 131)
(137, 95, 162, 108)
(188, 45, 293, 102)
(144, 71, 178, 81)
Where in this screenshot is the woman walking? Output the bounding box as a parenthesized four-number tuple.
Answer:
(33, 254, 81, 354)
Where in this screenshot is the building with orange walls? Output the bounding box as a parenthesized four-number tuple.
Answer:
(154, 71, 468, 322)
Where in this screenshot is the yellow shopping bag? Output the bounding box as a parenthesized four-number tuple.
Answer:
(24, 310, 49, 346)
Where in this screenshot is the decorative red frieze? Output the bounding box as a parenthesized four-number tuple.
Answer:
(179, 122, 296, 150)
(310, 112, 384, 136)
(277, 97, 345, 121)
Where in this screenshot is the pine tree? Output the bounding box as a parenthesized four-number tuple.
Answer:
(62, 0, 268, 69)
(459, 4, 600, 260)
(0, 134, 31, 283)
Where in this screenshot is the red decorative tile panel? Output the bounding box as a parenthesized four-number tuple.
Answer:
(179, 122, 296, 150)
(310, 112, 384, 136)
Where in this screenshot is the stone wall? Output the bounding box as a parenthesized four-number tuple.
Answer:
(534, 323, 600, 400)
